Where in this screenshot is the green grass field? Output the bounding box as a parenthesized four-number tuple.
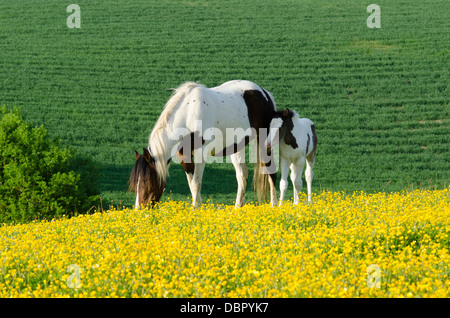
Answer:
(1, 0, 448, 207)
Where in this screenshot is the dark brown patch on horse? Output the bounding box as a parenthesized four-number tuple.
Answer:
(177, 132, 205, 176)
(306, 133, 310, 155)
(178, 152, 195, 175)
(213, 135, 251, 157)
(242, 90, 275, 131)
(273, 108, 298, 149)
(242, 89, 277, 202)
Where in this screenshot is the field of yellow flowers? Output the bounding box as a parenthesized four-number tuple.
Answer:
(0, 187, 449, 298)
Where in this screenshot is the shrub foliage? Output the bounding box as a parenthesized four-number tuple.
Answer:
(0, 107, 99, 223)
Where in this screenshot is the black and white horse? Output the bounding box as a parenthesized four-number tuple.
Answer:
(129, 80, 278, 208)
(266, 109, 317, 204)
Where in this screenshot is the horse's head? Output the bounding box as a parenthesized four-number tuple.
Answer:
(129, 148, 166, 209)
(266, 108, 295, 149)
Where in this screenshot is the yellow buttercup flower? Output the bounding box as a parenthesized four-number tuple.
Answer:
(0, 187, 448, 297)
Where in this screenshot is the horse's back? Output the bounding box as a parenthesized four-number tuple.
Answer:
(295, 117, 317, 158)
(297, 117, 314, 128)
(212, 80, 263, 94)
(205, 80, 276, 129)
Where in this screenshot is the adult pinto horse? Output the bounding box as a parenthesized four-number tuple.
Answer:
(129, 80, 278, 209)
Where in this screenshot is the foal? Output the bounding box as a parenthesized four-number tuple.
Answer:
(266, 109, 317, 204)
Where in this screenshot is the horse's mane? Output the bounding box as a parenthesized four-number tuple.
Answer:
(274, 108, 300, 121)
(128, 155, 146, 192)
(151, 82, 201, 132)
(149, 81, 203, 185)
(289, 109, 300, 121)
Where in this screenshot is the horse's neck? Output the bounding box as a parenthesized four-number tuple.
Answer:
(149, 90, 193, 163)
(278, 124, 288, 142)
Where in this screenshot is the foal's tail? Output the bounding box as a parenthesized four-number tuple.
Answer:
(253, 138, 269, 203)
(306, 123, 318, 162)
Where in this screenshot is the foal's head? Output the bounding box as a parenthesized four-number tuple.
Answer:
(129, 148, 166, 208)
(266, 108, 296, 149)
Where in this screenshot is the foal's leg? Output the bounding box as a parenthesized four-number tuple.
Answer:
(230, 150, 248, 208)
(290, 158, 305, 205)
(305, 156, 315, 202)
(279, 157, 290, 205)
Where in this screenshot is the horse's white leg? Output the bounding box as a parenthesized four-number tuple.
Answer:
(185, 171, 193, 187)
(262, 150, 278, 207)
(231, 150, 248, 208)
(189, 161, 206, 208)
(290, 159, 305, 205)
(305, 156, 315, 202)
(268, 174, 277, 207)
(279, 157, 289, 205)
(182, 165, 194, 202)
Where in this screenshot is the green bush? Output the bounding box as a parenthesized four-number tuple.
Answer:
(0, 106, 100, 224)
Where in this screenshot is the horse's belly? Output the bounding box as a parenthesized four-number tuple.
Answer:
(280, 142, 305, 163)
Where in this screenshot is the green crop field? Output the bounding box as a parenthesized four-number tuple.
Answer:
(1, 0, 448, 208)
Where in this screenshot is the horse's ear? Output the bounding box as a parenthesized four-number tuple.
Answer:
(143, 148, 155, 165)
(134, 150, 141, 160)
(283, 108, 290, 116)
